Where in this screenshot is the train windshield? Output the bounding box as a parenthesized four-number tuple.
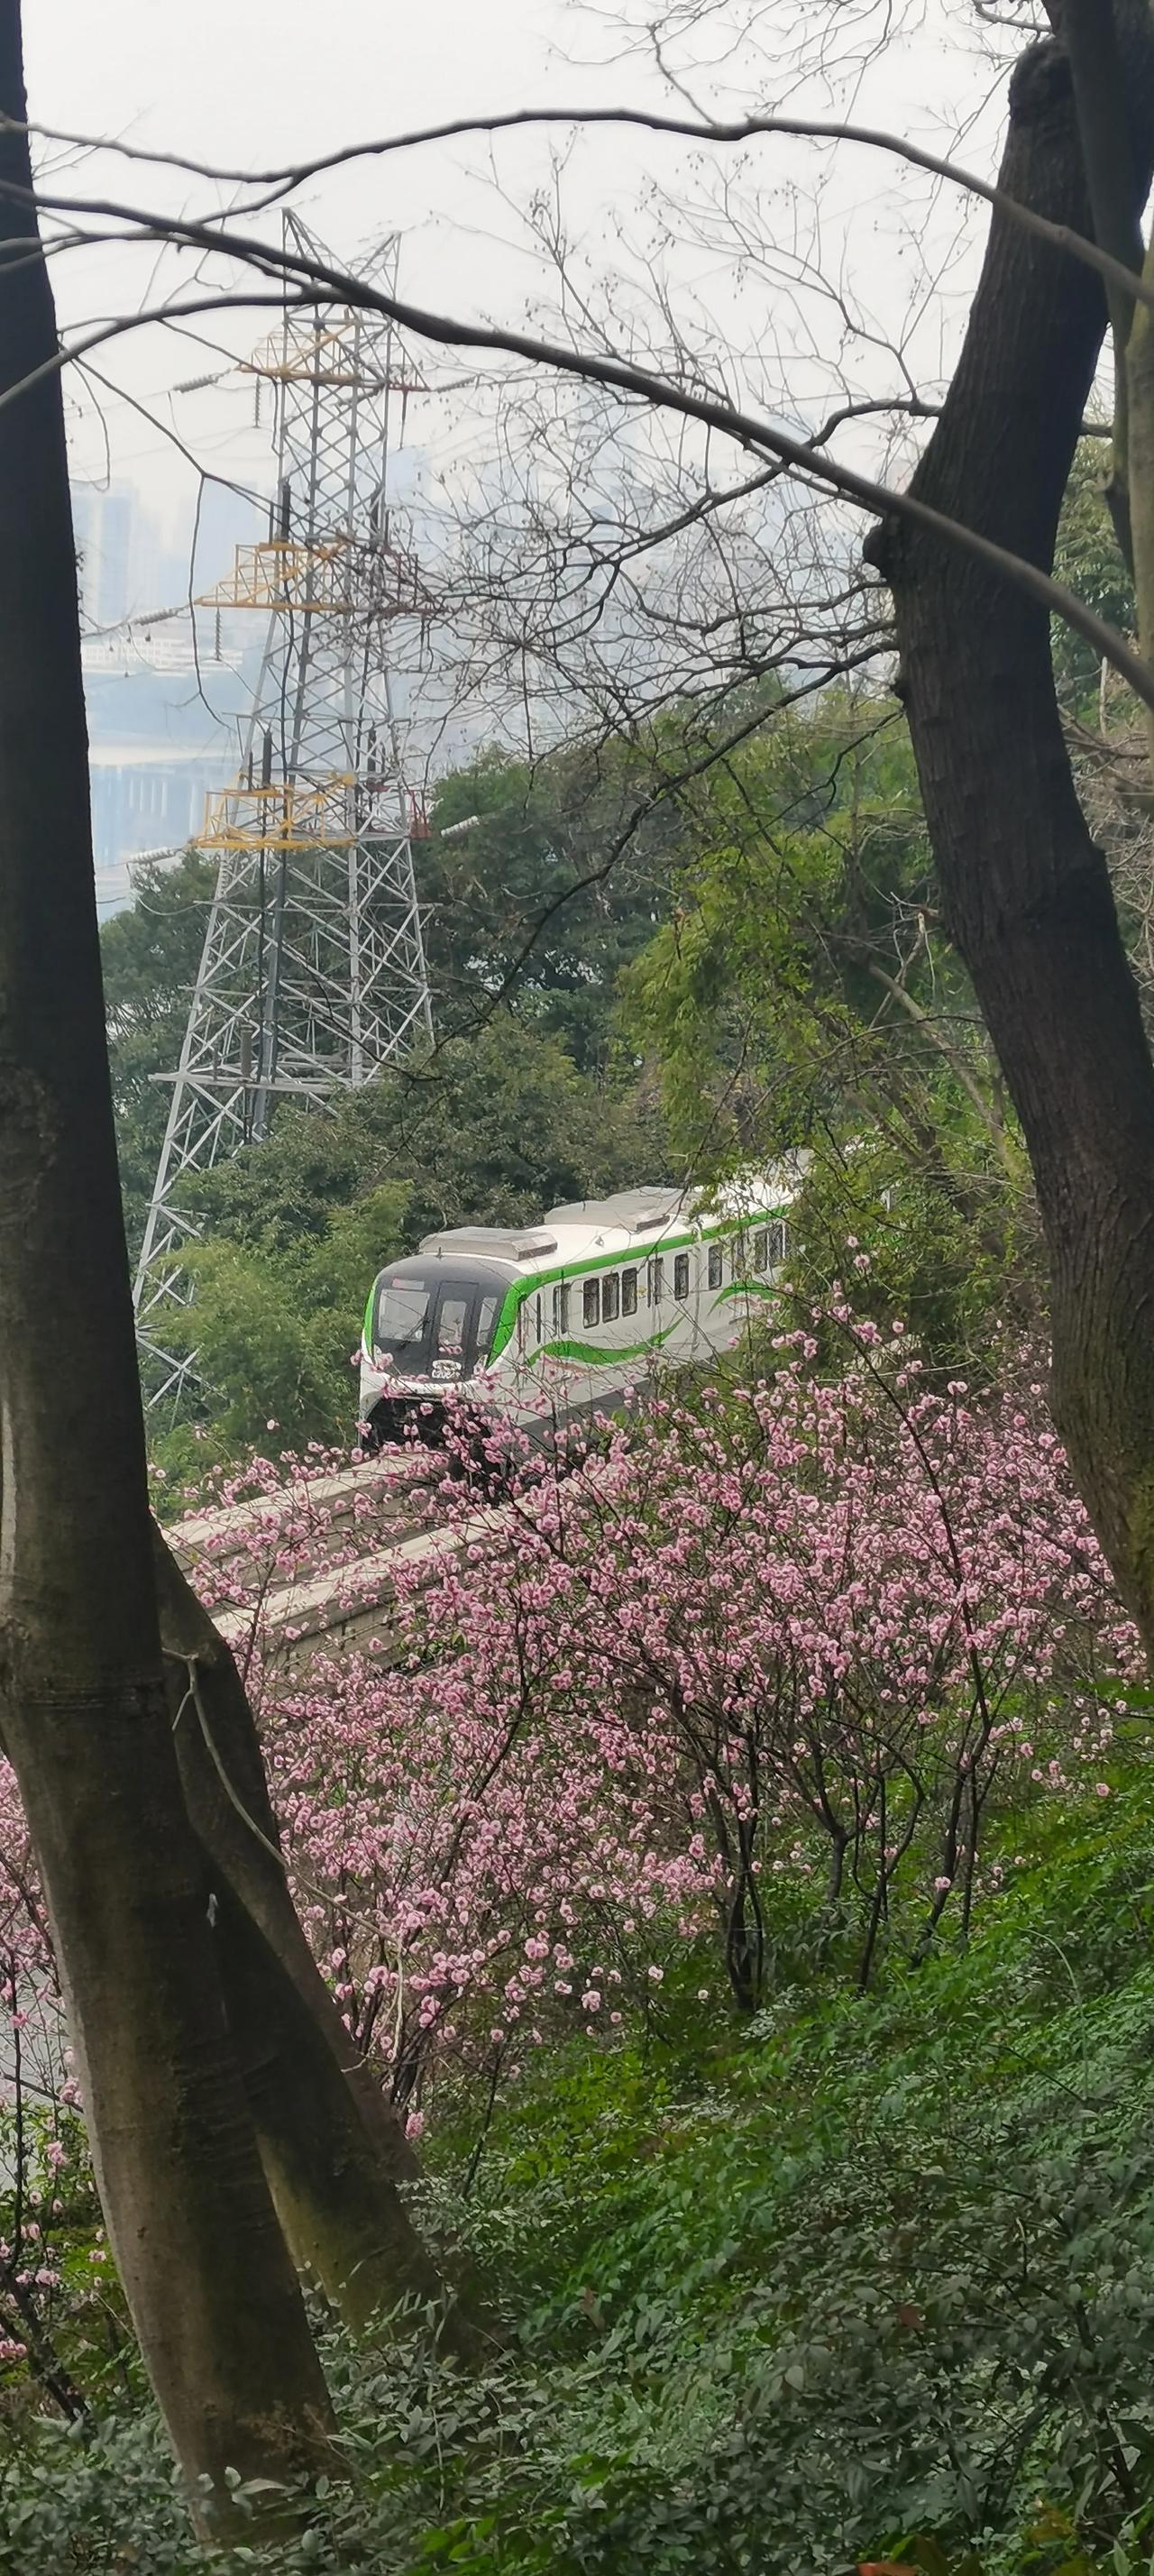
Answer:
(371, 1276, 504, 1382)
(374, 1279, 431, 1367)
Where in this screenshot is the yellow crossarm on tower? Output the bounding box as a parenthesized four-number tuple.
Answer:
(240, 321, 426, 395)
(200, 777, 359, 851)
(196, 539, 353, 615)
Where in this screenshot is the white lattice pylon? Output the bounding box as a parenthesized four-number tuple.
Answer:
(133, 223, 434, 1411)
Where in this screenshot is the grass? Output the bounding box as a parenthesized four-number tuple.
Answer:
(8, 1764, 1154, 2571)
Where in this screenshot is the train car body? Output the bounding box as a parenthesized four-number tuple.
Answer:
(358, 1170, 798, 1448)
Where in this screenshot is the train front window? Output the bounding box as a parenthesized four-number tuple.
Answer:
(374, 1280, 430, 1369)
(430, 1293, 470, 1380)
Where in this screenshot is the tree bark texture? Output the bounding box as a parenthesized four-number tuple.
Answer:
(869, 13, 1154, 1646)
(0, 1, 336, 2522)
(153, 1536, 490, 2357)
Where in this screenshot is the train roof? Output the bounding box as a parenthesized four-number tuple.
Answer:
(416, 1163, 802, 1278)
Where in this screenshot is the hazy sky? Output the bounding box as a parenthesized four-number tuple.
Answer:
(27, 0, 664, 524)
(22, 1, 1007, 540)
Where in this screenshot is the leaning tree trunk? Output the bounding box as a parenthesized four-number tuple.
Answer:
(868, 12, 1154, 1648)
(153, 1534, 490, 2358)
(0, 1, 336, 2526)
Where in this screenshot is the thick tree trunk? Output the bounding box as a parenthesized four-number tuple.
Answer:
(869, 16, 1154, 1645)
(153, 1535, 490, 2356)
(0, 2, 335, 2525)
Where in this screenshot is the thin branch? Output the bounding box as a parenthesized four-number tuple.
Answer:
(18, 198, 1154, 714)
(11, 93, 1154, 328)
(866, 958, 1019, 1177)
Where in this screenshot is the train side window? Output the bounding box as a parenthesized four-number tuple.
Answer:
(602, 1272, 620, 1323)
(535, 1295, 544, 1343)
(770, 1219, 789, 1263)
(673, 1251, 691, 1302)
(730, 1236, 745, 1280)
(753, 1229, 768, 1273)
(582, 1277, 600, 1329)
(707, 1242, 723, 1290)
(477, 1293, 499, 1361)
(647, 1254, 664, 1306)
(621, 1267, 638, 1317)
(552, 1281, 570, 1334)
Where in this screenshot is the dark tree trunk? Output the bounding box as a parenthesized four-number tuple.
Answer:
(868, 14, 1154, 1645)
(0, 0, 336, 2524)
(153, 1534, 490, 2358)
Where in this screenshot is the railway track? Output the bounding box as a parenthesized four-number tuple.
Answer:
(169, 1410, 624, 1671)
(170, 1453, 487, 1669)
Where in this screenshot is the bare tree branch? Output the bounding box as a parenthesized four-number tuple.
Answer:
(17, 191, 1154, 712)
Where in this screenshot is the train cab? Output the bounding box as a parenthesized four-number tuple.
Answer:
(359, 1231, 536, 1444)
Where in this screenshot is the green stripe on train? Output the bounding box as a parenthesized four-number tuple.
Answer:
(489, 1209, 789, 1360)
(528, 1324, 679, 1367)
(715, 1278, 779, 1304)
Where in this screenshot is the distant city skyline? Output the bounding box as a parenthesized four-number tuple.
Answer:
(72, 472, 265, 637)
(73, 453, 484, 913)
(73, 472, 266, 906)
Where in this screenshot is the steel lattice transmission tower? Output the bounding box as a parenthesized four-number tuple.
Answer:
(133, 222, 434, 1410)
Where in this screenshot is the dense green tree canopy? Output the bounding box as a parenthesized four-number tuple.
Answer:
(623, 692, 1034, 1360)
(422, 740, 675, 1070)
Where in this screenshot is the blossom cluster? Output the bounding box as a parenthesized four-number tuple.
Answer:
(231, 1334, 1139, 2111)
(0, 1334, 1141, 2161)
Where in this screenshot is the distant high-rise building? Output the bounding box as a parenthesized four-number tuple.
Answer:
(70, 477, 184, 632)
(97, 484, 133, 628)
(69, 478, 240, 903)
(71, 479, 134, 629)
(69, 479, 102, 622)
(72, 480, 136, 629)
(185, 477, 265, 596)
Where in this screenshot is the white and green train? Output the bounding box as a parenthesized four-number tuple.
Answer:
(359, 1170, 797, 1447)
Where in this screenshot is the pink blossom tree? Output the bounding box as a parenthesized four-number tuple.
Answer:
(0, 1327, 1140, 2370)
(172, 1329, 1140, 2130)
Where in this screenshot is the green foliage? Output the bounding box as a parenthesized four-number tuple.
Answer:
(424, 743, 673, 1074)
(12, 1757, 1154, 2569)
(187, 1017, 662, 1258)
(153, 1178, 413, 1477)
(624, 692, 1039, 1362)
(788, 1121, 1040, 1369)
(1052, 441, 1135, 717)
(99, 850, 217, 1259)
(625, 693, 930, 1132)
(0, 2101, 126, 2432)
